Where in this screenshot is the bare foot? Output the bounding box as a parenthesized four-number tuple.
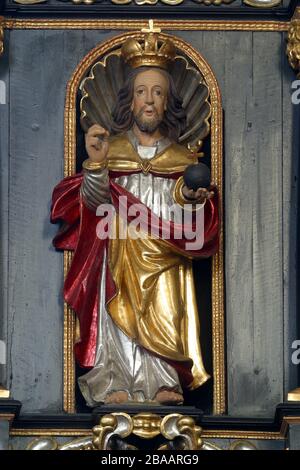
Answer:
(104, 391, 129, 404)
(155, 390, 183, 405)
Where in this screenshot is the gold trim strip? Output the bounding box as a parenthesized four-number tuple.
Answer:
(9, 428, 283, 440)
(202, 430, 283, 440)
(63, 251, 76, 413)
(10, 429, 93, 437)
(3, 19, 289, 32)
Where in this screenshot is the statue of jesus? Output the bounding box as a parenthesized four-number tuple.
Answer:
(51, 29, 219, 407)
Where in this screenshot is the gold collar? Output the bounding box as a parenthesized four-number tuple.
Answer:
(107, 134, 197, 176)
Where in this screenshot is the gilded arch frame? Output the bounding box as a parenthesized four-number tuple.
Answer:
(62, 29, 225, 414)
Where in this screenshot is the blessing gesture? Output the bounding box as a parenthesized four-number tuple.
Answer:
(85, 124, 110, 163)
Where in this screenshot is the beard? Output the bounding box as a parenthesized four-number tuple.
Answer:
(134, 108, 162, 134)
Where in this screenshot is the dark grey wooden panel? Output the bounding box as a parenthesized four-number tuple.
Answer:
(225, 32, 284, 416)
(0, 33, 10, 388)
(0, 422, 9, 450)
(289, 424, 300, 450)
(250, 31, 283, 414)
(221, 31, 259, 416)
(172, 31, 226, 95)
(282, 49, 300, 397)
(8, 30, 66, 412)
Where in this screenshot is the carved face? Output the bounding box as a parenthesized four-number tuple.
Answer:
(130, 69, 168, 134)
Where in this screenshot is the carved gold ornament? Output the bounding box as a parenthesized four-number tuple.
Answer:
(287, 8, 300, 77)
(26, 413, 204, 450)
(24, 413, 261, 450)
(2, 19, 289, 32)
(121, 21, 176, 69)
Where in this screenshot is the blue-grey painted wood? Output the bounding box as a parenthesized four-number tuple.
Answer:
(250, 32, 283, 415)
(0, 422, 9, 450)
(0, 33, 10, 389)
(224, 32, 284, 416)
(8, 30, 65, 412)
(222, 31, 260, 416)
(288, 424, 300, 450)
(282, 49, 300, 398)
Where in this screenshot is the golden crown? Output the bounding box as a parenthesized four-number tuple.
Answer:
(121, 20, 176, 69)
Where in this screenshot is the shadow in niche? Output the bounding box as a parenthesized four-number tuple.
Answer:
(75, 364, 93, 414)
(184, 258, 213, 414)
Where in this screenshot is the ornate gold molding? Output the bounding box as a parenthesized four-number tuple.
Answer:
(63, 251, 75, 413)
(287, 7, 300, 77)
(10, 429, 93, 437)
(15, 415, 286, 450)
(10, 426, 285, 440)
(3, 19, 289, 32)
(22, 413, 204, 450)
(202, 430, 283, 440)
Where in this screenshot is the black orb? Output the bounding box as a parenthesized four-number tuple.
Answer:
(183, 163, 211, 191)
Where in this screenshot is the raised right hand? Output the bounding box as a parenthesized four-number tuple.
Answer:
(85, 124, 109, 163)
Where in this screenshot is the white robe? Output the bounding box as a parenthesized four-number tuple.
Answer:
(78, 135, 183, 406)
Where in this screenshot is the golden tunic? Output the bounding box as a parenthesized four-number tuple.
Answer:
(105, 134, 210, 390)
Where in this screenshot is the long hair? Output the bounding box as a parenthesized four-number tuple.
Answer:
(111, 67, 187, 142)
